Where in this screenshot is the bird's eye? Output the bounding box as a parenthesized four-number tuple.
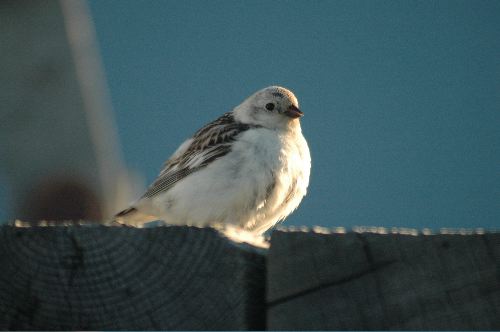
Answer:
(265, 103, 275, 111)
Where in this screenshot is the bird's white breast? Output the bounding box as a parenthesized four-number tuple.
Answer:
(151, 125, 310, 233)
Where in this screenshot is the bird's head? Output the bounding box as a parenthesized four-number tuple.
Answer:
(234, 86, 303, 129)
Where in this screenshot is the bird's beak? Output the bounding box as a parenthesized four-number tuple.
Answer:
(284, 105, 303, 118)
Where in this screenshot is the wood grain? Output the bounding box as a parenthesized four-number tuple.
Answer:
(0, 225, 265, 330)
(1, 225, 497, 330)
(267, 229, 500, 330)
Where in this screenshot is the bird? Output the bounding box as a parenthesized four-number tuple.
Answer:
(114, 86, 311, 234)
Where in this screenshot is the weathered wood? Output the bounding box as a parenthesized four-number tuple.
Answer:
(0, 225, 265, 330)
(267, 229, 500, 330)
(1, 225, 497, 330)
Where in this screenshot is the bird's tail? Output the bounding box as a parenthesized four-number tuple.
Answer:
(113, 207, 158, 228)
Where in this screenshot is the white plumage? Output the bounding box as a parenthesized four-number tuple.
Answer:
(115, 86, 311, 234)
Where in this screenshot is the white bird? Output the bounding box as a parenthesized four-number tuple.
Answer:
(115, 86, 311, 234)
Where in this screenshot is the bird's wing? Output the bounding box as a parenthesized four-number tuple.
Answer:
(142, 112, 258, 198)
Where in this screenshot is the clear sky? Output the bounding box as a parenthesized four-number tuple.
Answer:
(88, 0, 499, 230)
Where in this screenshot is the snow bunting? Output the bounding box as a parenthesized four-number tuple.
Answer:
(115, 86, 311, 234)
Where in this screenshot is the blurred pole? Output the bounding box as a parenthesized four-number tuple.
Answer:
(0, 0, 137, 222)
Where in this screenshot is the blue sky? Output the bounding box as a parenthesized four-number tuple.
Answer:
(88, 0, 500, 230)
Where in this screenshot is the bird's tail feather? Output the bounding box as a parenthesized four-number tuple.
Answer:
(115, 207, 137, 217)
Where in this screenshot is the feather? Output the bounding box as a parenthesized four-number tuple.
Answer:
(142, 112, 260, 198)
(115, 207, 137, 217)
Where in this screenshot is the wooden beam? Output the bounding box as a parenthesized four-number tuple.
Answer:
(0, 224, 498, 330)
(267, 229, 499, 330)
(0, 225, 265, 330)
